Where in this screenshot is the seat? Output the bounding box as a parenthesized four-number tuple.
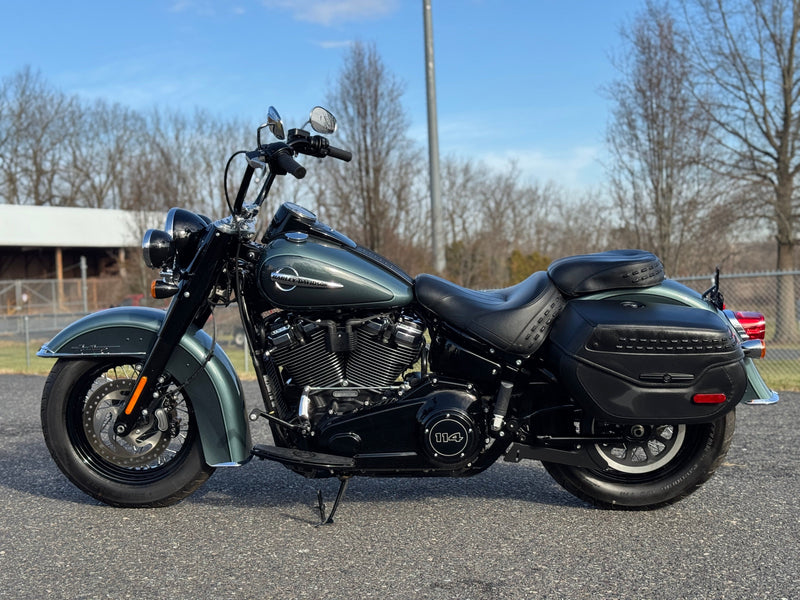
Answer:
(415, 271, 565, 355)
(547, 249, 664, 297)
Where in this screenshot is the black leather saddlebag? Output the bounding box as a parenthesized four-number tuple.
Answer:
(546, 299, 747, 424)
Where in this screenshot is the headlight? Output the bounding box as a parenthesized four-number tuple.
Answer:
(165, 208, 209, 268)
(142, 229, 174, 269)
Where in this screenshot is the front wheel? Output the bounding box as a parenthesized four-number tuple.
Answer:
(41, 358, 215, 507)
(542, 411, 735, 509)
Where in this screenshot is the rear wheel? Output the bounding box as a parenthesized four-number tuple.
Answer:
(542, 411, 735, 509)
(41, 358, 214, 507)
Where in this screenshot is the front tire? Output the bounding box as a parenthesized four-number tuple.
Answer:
(41, 358, 215, 507)
(543, 411, 735, 509)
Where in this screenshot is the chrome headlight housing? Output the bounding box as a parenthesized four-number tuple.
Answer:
(165, 208, 210, 269)
(142, 228, 174, 269)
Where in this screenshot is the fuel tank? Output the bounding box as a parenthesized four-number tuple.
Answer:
(257, 235, 414, 310)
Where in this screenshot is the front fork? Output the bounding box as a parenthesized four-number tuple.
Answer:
(114, 226, 231, 437)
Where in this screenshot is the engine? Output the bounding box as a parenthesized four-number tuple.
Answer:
(263, 311, 425, 391)
(260, 312, 488, 470)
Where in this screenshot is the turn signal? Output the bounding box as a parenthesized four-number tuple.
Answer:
(734, 311, 766, 340)
(693, 393, 727, 404)
(151, 280, 180, 299)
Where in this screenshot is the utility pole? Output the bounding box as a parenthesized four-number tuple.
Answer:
(423, 0, 446, 274)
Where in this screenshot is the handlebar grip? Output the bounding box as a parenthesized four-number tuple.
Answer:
(327, 145, 352, 162)
(275, 150, 306, 179)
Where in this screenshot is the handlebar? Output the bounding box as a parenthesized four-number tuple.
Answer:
(326, 144, 352, 162)
(287, 128, 352, 163)
(233, 131, 351, 213)
(274, 150, 307, 179)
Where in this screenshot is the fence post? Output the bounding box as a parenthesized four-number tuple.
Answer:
(23, 313, 31, 370)
(80, 255, 88, 313)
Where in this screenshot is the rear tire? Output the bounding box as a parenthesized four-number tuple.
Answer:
(542, 411, 735, 509)
(41, 358, 215, 507)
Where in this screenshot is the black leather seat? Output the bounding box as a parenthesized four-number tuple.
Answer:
(547, 249, 664, 297)
(415, 271, 565, 355)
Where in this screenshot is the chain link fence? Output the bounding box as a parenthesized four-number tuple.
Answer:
(2, 272, 797, 389)
(673, 270, 800, 391)
(0, 276, 246, 372)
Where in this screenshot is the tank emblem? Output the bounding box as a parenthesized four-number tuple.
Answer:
(270, 267, 343, 292)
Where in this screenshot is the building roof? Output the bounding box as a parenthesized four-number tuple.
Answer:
(0, 204, 163, 248)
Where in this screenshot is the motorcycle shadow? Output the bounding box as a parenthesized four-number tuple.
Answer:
(0, 433, 584, 513)
(189, 456, 585, 520)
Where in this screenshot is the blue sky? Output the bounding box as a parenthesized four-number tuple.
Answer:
(1, 0, 643, 189)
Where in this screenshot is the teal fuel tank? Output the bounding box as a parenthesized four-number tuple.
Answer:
(257, 235, 414, 310)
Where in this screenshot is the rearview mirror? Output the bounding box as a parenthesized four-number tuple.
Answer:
(309, 106, 337, 134)
(257, 107, 285, 146)
(259, 106, 285, 143)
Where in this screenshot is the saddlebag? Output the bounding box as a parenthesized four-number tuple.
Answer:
(546, 299, 747, 424)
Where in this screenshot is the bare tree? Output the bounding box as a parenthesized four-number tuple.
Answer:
(606, 2, 729, 276)
(683, 0, 800, 340)
(0, 67, 76, 206)
(192, 110, 251, 218)
(542, 189, 615, 259)
(438, 156, 593, 288)
(320, 41, 423, 263)
(64, 99, 145, 209)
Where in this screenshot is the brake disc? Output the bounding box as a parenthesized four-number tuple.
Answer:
(82, 378, 171, 468)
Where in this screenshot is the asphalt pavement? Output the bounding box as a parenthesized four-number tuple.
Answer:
(0, 373, 798, 600)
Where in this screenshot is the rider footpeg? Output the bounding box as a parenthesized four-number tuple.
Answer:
(250, 445, 356, 469)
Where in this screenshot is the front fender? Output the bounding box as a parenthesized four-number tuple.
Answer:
(38, 306, 251, 466)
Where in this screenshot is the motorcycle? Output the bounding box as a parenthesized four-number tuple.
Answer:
(39, 106, 778, 524)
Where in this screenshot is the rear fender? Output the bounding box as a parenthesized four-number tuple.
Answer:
(38, 306, 251, 466)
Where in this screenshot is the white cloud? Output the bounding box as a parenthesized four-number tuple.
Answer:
(169, 0, 245, 16)
(262, 0, 399, 26)
(479, 146, 602, 188)
(315, 40, 354, 49)
(169, 0, 193, 12)
(408, 112, 605, 190)
(169, 0, 215, 16)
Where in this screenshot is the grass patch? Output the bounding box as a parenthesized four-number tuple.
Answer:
(1, 339, 795, 391)
(0, 339, 255, 379)
(0, 339, 55, 375)
(751, 360, 800, 393)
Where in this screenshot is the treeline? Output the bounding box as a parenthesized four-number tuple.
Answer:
(0, 62, 621, 289)
(3, 0, 799, 299)
(0, 67, 250, 217)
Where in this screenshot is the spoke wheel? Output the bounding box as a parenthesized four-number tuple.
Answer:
(542, 411, 735, 510)
(593, 423, 686, 475)
(42, 358, 215, 507)
(81, 379, 172, 468)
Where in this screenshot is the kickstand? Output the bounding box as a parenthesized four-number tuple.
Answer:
(316, 476, 351, 527)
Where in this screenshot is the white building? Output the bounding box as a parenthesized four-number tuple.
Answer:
(0, 204, 161, 280)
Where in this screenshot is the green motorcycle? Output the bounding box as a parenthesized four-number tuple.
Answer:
(39, 107, 777, 524)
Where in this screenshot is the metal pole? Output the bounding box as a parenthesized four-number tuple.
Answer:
(423, 0, 446, 274)
(24, 314, 31, 370)
(80, 255, 88, 313)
